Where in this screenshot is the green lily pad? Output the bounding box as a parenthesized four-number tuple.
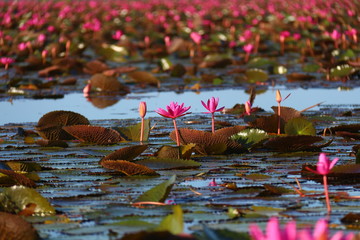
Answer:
(247, 57, 275, 68)
(302, 63, 320, 73)
(156, 205, 183, 235)
(285, 117, 316, 136)
(116, 119, 151, 141)
(159, 58, 173, 71)
(97, 44, 128, 62)
(245, 68, 268, 83)
(135, 175, 176, 203)
(330, 64, 355, 78)
(230, 128, 268, 149)
(0, 185, 55, 216)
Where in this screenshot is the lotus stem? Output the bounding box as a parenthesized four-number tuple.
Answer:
(277, 102, 281, 135)
(323, 175, 331, 212)
(211, 113, 215, 134)
(173, 119, 180, 146)
(140, 117, 145, 142)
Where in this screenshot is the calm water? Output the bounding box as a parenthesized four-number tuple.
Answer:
(1, 87, 359, 125)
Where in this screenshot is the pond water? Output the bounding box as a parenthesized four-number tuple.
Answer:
(1, 86, 360, 125)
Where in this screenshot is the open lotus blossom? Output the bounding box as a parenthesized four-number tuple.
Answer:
(156, 102, 191, 146)
(243, 43, 254, 62)
(250, 217, 355, 240)
(0, 57, 14, 70)
(112, 30, 123, 40)
(190, 32, 202, 45)
(307, 153, 339, 212)
(201, 97, 224, 133)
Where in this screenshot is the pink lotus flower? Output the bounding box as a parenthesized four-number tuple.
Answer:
(18, 42, 27, 51)
(139, 101, 147, 142)
(330, 30, 341, 41)
(190, 32, 202, 45)
(307, 153, 339, 212)
(201, 97, 224, 133)
(156, 102, 191, 119)
(112, 30, 123, 40)
(307, 153, 339, 176)
(245, 101, 252, 116)
(0, 57, 14, 70)
(243, 43, 254, 53)
(156, 102, 191, 146)
(293, 33, 301, 41)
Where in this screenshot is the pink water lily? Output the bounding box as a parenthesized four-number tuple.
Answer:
(139, 101, 147, 142)
(156, 102, 191, 146)
(201, 97, 224, 133)
(0, 57, 14, 70)
(307, 153, 339, 212)
(190, 32, 202, 45)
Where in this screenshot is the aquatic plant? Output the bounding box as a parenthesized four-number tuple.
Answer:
(201, 97, 224, 133)
(139, 101, 147, 142)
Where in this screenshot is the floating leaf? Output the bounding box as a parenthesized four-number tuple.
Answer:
(159, 58, 173, 71)
(263, 135, 324, 152)
(285, 117, 316, 136)
(0, 212, 39, 240)
(63, 125, 124, 145)
(271, 106, 302, 122)
(302, 63, 320, 72)
(329, 64, 355, 78)
(193, 225, 249, 240)
(245, 68, 268, 83)
(230, 128, 268, 149)
(272, 65, 287, 74)
(116, 119, 150, 141)
(121, 231, 192, 240)
(200, 54, 232, 68)
(170, 64, 187, 78)
(0, 185, 55, 216)
(100, 160, 158, 176)
(6, 162, 42, 172)
(83, 60, 109, 75)
(89, 73, 129, 92)
(244, 173, 271, 181)
(156, 205, 183, 234)
(154, 144, 196, 159)
(36, 111, 90, 140)
(127, 71, 160, 87)
(101, 145, 148, 162)
(247, 57, 275, 68)
(302, 164, 360, 184)
(286, 73, 315, 82)
(0, 169, 36, 188)
(341, 213, 360, 226)
(136, 157, 201, 170)
(135, 175, 176, 203)
(97, 43, 128, 62)
(35, 139, 69, 148)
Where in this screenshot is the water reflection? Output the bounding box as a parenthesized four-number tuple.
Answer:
(1, 87, 360, 125)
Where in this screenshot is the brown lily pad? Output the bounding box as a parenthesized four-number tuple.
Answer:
(286, 73, 316, 82)
(89, 73, 129, 93)
(126, 71, 160, 87)
(170, 127, 246, 154)
(83, 60, 109, 75)
(100, 160, 158, 176)
(323, 124, 360, 135)
(0, 212, 39, 240)
(263, 135, 325, 152)
(100, 145, 148, 163)
(0, 169, 36, 188)
(35, 139, 69, 148)
(36, 111, 90, 140)
(63, 125, 124, 145)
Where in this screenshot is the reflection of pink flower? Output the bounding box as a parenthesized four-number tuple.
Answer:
(190, 32, 202, 45)
(208, 179, 217, 186)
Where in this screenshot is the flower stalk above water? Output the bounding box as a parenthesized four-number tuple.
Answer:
(139, 101, 147, 142)
(156, 102, 191, 146)
(201, 97, 224, 133)
(306, 153, 339, 212)
(276, 89, 282, 134)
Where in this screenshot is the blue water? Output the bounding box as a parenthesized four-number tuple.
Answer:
(1, 87, 359, 125)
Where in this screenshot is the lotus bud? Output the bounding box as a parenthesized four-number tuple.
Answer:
(276, 90, 282, 103)
(139, 101, 147, 118)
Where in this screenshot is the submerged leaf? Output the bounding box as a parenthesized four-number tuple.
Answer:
(36, 111, 90, 140)
(100, 160, 158, 176)
(136, 157, 201, 170)
(0, 185, 55, 216)
(0, 212, 39, 240)
(116, 119, 150, 141)
(135, 175, 176, 203)
(285, 117, 316, 136)
(63, 125, 124, 145)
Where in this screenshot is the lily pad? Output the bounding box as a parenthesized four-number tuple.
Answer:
(136, 157, 201, 170)
(116, 119, 151, 141)
(135, 175, 176, 203)
(0, 186, 55, 216)
(245, 68, 268, 83)
(230, 128, 268, 149)
(284, 117, 316, 136)
(329, 64, 355, 78)
(100, 160, 159, 176)
(156, 205, 183, 234)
